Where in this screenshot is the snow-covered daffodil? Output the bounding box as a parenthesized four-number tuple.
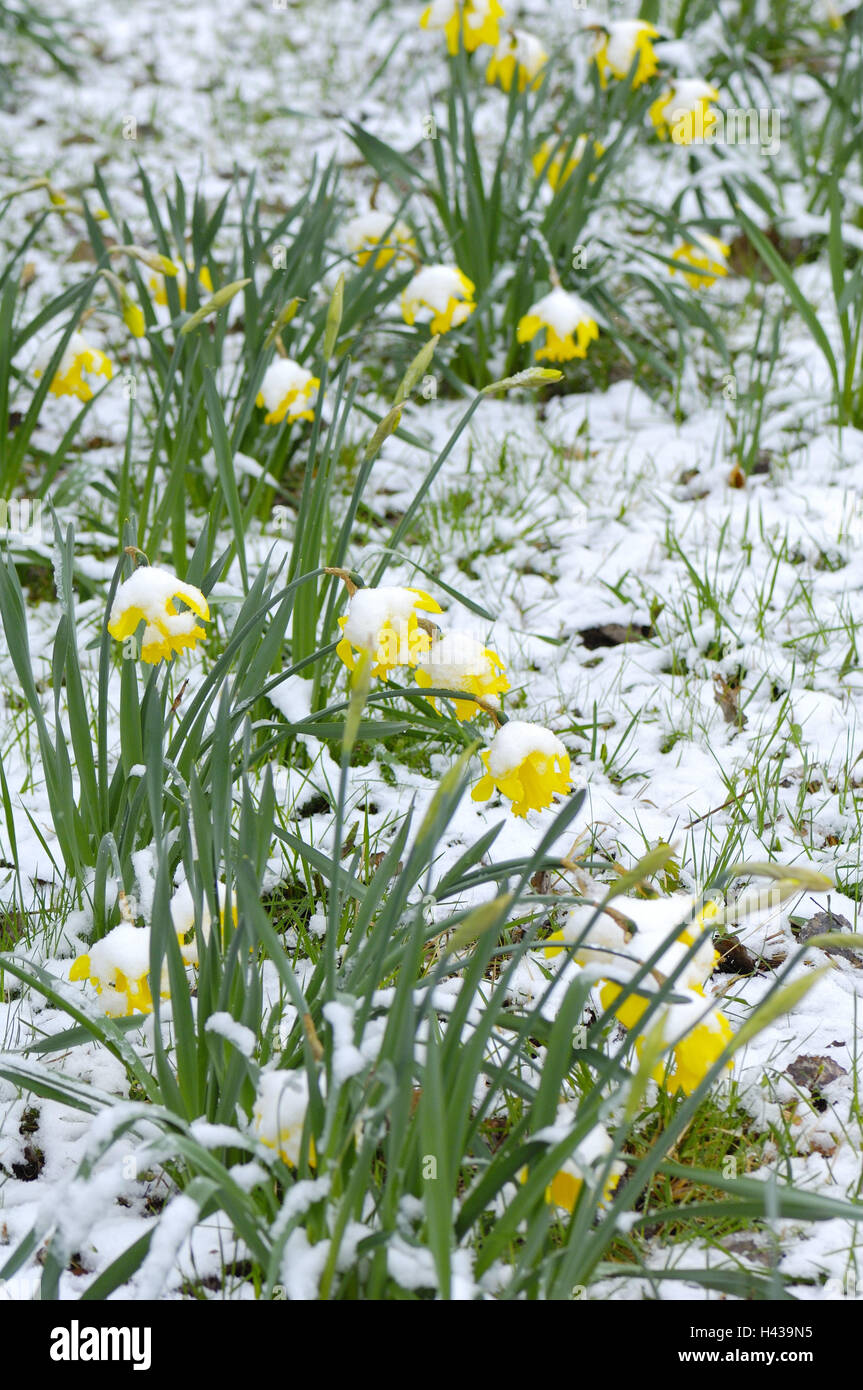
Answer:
(337, 585, 443, 676)
(420, 0, 505, 55)
(532, 135, 605, 190)
(486, 28, 548, 92)
(670, 231, 731, 288)
(650, 79, 720, 144)
(70, 922, 197, 1018)
(472, 720, 571, 817)
(344, 211, 415, 269)
(34, 332, 114, 402)
(591, 19, 660, 89)
(401, 265, 475, 335)
(256, 358, 320, 424)
(253, 1069, 316, 1168)
(108, 565, 210, 665)
(517, 288, 599, 363)
(414, 630, 509, 721)
(521, 1111, 624, 1213)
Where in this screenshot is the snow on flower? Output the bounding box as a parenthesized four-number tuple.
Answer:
(401, 264, 476, 335)
(107, 565, 210, 665)
(344, 210, 415, 269)
(34, 331, 113, 402)
(69, 922, 197, 1017)
(650, 79, 720, 144)
(336, 585, 443, 676)
(517, 287, 599, 363)
(590, 19, 660, 89)
(414, 630, 509, 721)
(532, 135, 604, 191)
(419, 0, 505, 55)
(486, 28, 548, 92)
(471, 720, 571, 817)
(523, 1108, 625, 1212)
(148, 259, 213, 308)
(253, 1068, 316, 1168)
(256, 357, 320, 425)
(670, 231, 731, 288)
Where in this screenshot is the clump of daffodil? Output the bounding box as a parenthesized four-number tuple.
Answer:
(108, 565, 210, 665)
(420, 0, 505, 54)
(70, 922, 197, 1018)
(521, 1108, 624, 1213)
(670, 231, 731, 289)
(401, 265, 475, 335)
(414, 630, 509, 722)
(256, 358, 320, 424)
(590, 19, 660, 88)
(650, 78, 720, 144)
(337, 585, 442, 676)
(253, 1069, 316, 1168)
(486, 28, 548, 91)
(472, 720, 571, 817)
(34, 332, 113, 401)
(148, 259, 213, 308)
(344, 210, 415, 269)
(532, 135, 605, 191)
(517, 287, 599, 363)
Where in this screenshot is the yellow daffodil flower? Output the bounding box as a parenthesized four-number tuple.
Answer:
(337, 585, 443, 676)
(70, 923, 197, 1018)
(148, 260, 213, 308)
(108, 565, 210, 665)
(34, 332, 113, 402)
(256, 358, 320, 424)
(344, 211, 415, 269)
(650, 79, 720, 144)
(414, 630, 509, 721)
(472, 720, 571, 817)
(486, 28, 548, 92)
(401, 264, 475, 335)
(532, 135, 605, 190)
(521, 1111, 624, 1213)
(420, 0, 505, 55)
(253, 1069, 316, 1168)
(517, 287, 599, 362)
(591, 19, 660, 88)
(670, 232, 731, 288)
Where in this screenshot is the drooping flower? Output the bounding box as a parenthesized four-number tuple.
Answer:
(344, 211, 415, 269)
(253, 1069, 316, 1168)
(108, 565, 210, 665)
(650, 79, 720, 144)
(336, 585, 443, 676)
(670, 231, 731, 289)
(590, 19, 660, 89)
(123, 298, 146, 338)
(472, 720, 571, 817)
(486, 28, 548, 92)
(517, 288, 599, 363)
(70, 922, 197, 1018)
(148, 260, 213, 309)
(401, 265, 476, 335)
(414, 630, 509, 721)
(522, 1109, 625, 1212)
(256, 358, 321, 424)
(532, 135, 605, 190)
(420, 0, 505, 55)
(34, 332, 114, 402)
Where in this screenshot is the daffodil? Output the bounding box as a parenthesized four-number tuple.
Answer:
(148, 259, 213, 308)
(670, 231, 731, 288)
(521, 1109, 624, 1213)
(401, 265, 475, 335)
(108, 565, 210, 665)
(253, 1069, 316, 1168)
(517, 288, 599, 363)
(414, 630, 509, 721)
(336, 585, 442, 676)
(344, 211, 415, 269)
(123, 298, 146, 338)
(420, 0, 505, 55)
(472, 720, 571, 817)
(256, 358, 320, 424)
(591, 19, 660, 89)
(486, 29, 548, 92)
(70, 923, 197, 1018)
(34, 332, 113, 402)
(650, 79, 720, 144)
(532, 135, 605, 190)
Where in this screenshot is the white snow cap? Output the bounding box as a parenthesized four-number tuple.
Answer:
(492, 29, 547, 78)
(88, 923, 151, 985)
(258, 358, 317, 413)
(561, 894, 720, 991)
(524, 288, 595, 334)
(343, 586, 425, 651)
(253, 1069, 311, 1165)
(110, 566, 206, 624)
(685, 230, 728, 260)
(344, 211, 411, 249)
(603, 19, 655, 71)
(660, 78, 718, 116)
(487, 720, 567, 777)
(404, 265, 469, 313)
(36, 331, 98, 376)
(418, 630, 494, 681)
